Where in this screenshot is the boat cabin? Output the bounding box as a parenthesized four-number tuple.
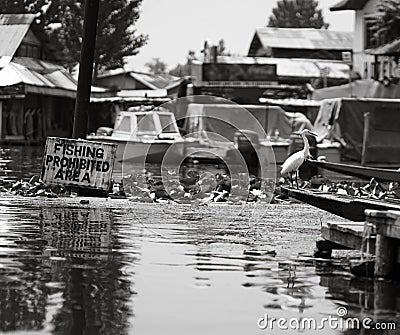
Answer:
(112, 108, 181, 140)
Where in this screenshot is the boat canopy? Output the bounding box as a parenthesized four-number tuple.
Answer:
(183, 104, 312, 142)
(313, 98, 400, 164)
(112, 109, 181, 140)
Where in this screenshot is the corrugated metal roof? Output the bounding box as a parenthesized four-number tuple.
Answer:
(97, 69, 182, 90)
(253, 27, 353, 51)
(0, 14, 35, 58)
(366, 38, 400, 56)
(0, 14, 36, 25)
(213, 56, 354, 80)
(330, 0, 369, 11)
(129, 72, 181, 89)
(0, 57, 106, 97)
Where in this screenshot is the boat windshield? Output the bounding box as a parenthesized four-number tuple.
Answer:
(115, 115, 131, 132)
(158, 114, 177, 133)
(136, 114, 157, 133)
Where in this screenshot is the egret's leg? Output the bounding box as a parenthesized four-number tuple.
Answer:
(295, 170, 299, 189)
(288, 173, 293, 187)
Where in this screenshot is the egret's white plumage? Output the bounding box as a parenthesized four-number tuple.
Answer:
(281, 129, 317, 187)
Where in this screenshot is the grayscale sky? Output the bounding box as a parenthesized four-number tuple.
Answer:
(126, 0, 355, 72)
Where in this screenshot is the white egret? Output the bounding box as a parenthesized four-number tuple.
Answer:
(281, 129, 318, 188)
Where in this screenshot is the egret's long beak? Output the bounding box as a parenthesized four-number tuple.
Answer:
(308, 131, 318, 137)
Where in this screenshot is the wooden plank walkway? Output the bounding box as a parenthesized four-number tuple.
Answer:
(316, 210, 400, 279)
(317, 221, 376, 257)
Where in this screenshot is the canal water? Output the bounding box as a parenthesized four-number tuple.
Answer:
(0, 147, 399, 334)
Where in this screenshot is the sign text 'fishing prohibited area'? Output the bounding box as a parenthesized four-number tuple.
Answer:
(41, 137, 117, 190)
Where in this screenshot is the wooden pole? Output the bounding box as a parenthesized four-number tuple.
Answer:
(0, 101, 3, 139)
(72, 0, 100, 139)
(361, 112, 370, 166)
(374, 234, 397, 278)
(348, 64, 353, 97)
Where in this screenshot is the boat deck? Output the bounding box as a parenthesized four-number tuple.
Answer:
(281, 186, 400, 221)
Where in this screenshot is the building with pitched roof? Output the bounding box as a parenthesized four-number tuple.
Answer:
(0, 13, 181, 142)
(248, 27, 353, 60)
(330, 0, 400, 84)
(0, 14, 89, 142)
(189, 55, 359, 104)
(95, 69, 184, 97)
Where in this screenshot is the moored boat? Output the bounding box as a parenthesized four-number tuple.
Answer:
(307, 159, 400, 183)
(281, 186, 400, 221)
(87, 107, 184, 163)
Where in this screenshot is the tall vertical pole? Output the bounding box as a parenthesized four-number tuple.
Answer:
(72, 0, 100, 139)
(349, 64, 353, 98)
(0, 101, 3, 139)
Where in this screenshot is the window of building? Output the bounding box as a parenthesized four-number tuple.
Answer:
(16, 43, 41, 59)
(365, 18, 378, 49)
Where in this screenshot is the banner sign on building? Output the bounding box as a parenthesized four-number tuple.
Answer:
(202, 63, 277, 82)
(42, 137, 117, 190)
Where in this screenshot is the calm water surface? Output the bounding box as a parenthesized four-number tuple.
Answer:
(0, 201, 399, 335)
(0, 146, 399, 335)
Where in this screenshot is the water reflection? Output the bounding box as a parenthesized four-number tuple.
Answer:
(0, 206, 139, 335)
(320, 275, 400, 333)
(0, 199, 399, 334)
(0, 145, 44, 182)
(39, 207, 137, 335)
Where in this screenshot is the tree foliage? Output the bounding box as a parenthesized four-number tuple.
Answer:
(371, 0, 400, 45)
(1, 0, 147, 76)
(145, 58, 167, 75)
(268, 0, 329, 29)
(169, 63, 190, 77)
(169, 50, 197, 77)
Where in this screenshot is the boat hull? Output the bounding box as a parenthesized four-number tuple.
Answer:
(281, 186, 400, 221)
(87, 136, 184, 163)
(307, 160, 400, 183)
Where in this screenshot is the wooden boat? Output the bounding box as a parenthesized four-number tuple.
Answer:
(281, 186, 400, 221)
(307, 159, 400, 183)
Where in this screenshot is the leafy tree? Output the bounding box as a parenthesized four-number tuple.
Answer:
(371, 0, 400, 45)
(169, 50, 197, 77)
(268, 0, 329, 29)
(1, 0, 147, 77)
(169, 63, 189, 77)
(145, 58, 167, 75)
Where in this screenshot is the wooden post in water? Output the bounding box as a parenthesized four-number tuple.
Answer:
(72, 0, 100, 139)
(365, 210, 400, 278)
(361, 112, 370, 166)
(374, 234, 397, 278)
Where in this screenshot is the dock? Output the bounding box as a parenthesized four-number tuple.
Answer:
(316, 221, 376, 258)
(282, 187, 400, 278)
(317, 210, 400, 278)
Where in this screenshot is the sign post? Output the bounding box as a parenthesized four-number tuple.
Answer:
(42, 137, 116, 191)
(72, 0, 100, 140)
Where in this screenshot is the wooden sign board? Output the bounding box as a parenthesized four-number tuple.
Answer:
(41, 137, 117, 191)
